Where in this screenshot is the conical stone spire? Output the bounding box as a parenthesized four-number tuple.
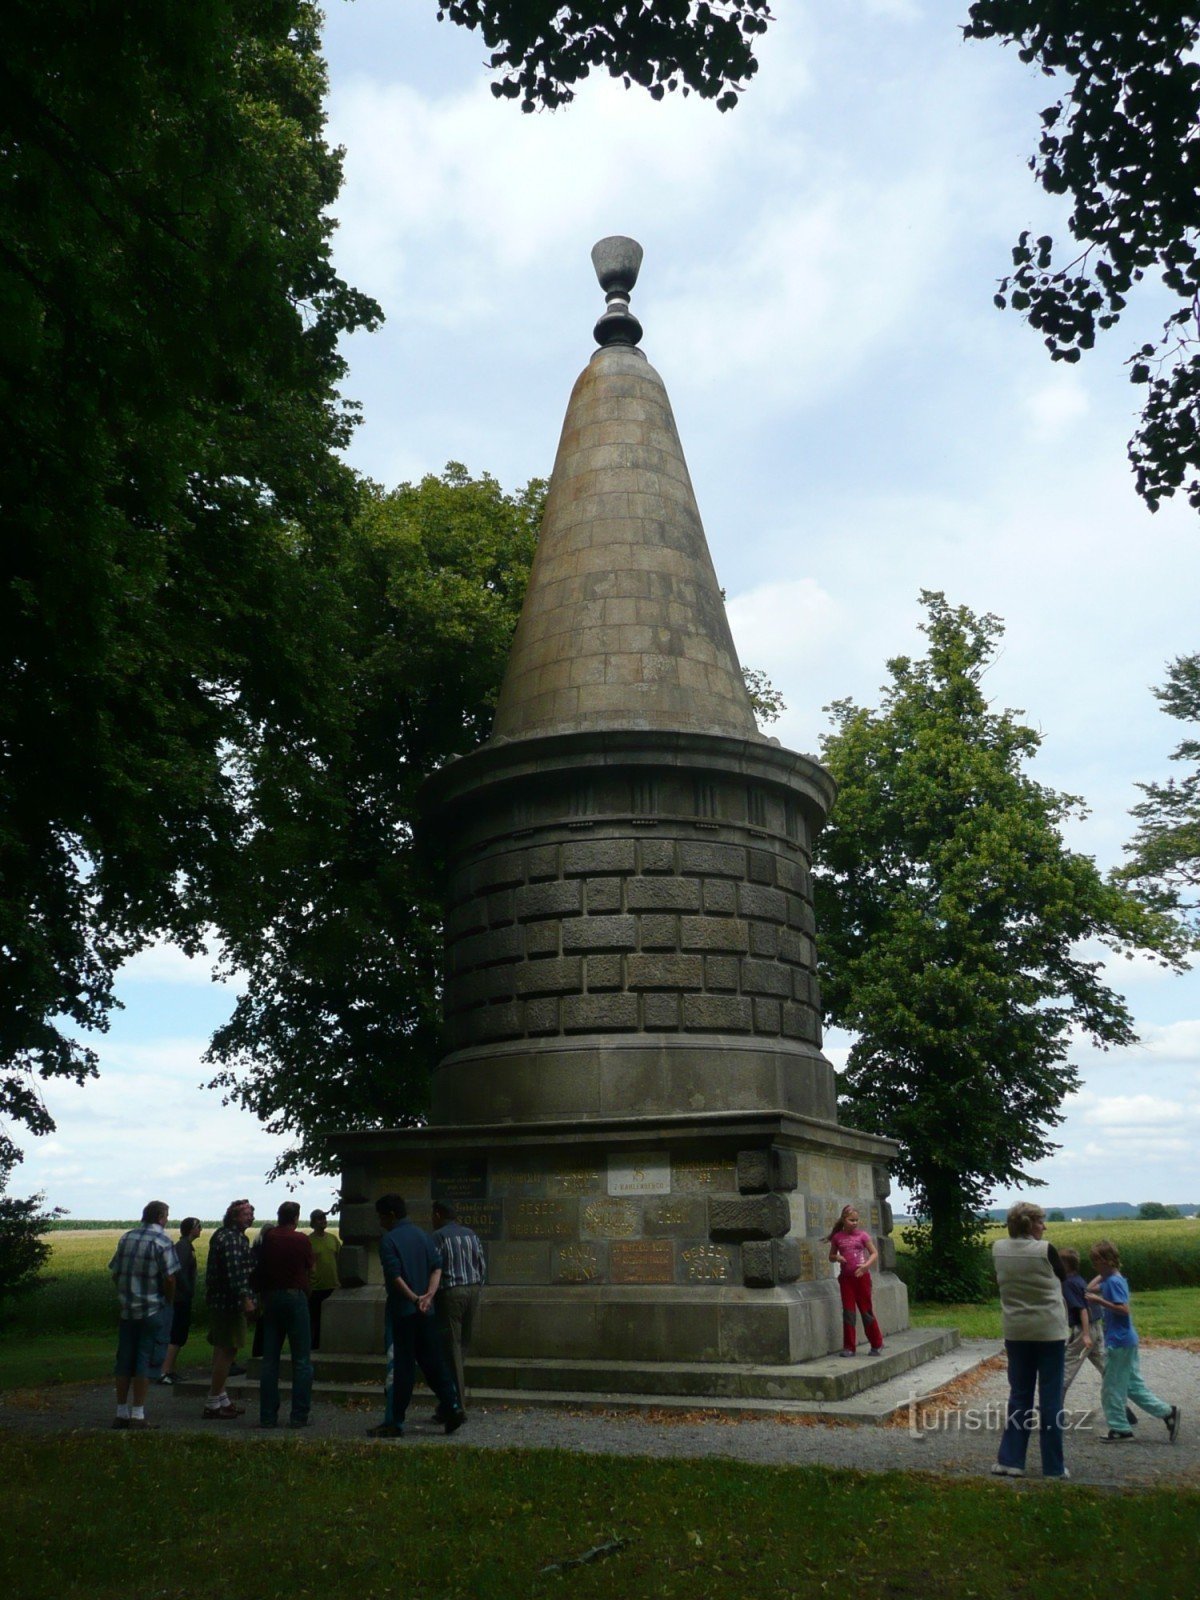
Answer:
(491, 238, 759, 743)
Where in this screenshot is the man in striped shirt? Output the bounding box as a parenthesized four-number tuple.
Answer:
(431, 1201, 486, 1416)
(109, 1200, 179, 1429)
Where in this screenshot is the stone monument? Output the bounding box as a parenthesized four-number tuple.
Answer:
(323, 239, 912, 1395)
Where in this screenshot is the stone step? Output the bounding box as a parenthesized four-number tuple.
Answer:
(172, 1327, 965, 1416)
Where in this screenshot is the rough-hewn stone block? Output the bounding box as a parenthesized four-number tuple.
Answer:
(516, 880, 583, 920)
(562, 839, 636, 876)
(642, 993, 680, 1030)
(336, 1244, 371, 1288)
(741, 1237, 803, 1287)
(779, 927, 814, 966)
(682, 994, 752, 1032)
(737, 883, 787, 923)
(749, 921, 781, 958)
(524, 996, 560, 1035)
(626, 878, 701, 912)
(680, 916, 749, 953)
(466, 853, 525, 893)
(638, 914, 679, 950)
(585, 954, 624, 991)
(486, 889, 515, 927)
(878, 1237, 897, 1272)
(781, 1003, 819, 1042)
(561, 993, 638, 1032)
(627, 952, 703, 990)
(736, 1147, 799, 1195)
(525, 922, 559, 957)
(514, 957, 582, 997)
(705, 955, 739, 991)
(873, 1163, 892, 1199)
(678, 841, 745, 878)
(638, 838, 675, 874)
(562, 914, 638, 951)
(448, 963, 520, 1007)
(787, 896, 817, 934)
(452, 924, 524, 971)
(753, 997, 782, 1034)
(445, 897, 489, 940)
(526, 844, 560, 881)
(473, 1003, 522, 1040)
(708, 1193, 789, 1240)
(586, 877, 623, 913)
(701, 878, 737, 915)
(881, 1200, 894, 1234)
(775, 856, 809, 896)
(338, 1203, 381, 1241)
(740, 958, 792, 998)
(747, 849, 775, 885)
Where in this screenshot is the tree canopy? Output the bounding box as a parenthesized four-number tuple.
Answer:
(1, 1, 378, 1165)
(1119, 654, 1200, 935)
(813, 592, 1186, 1299)
(205, 467, 543, 1177)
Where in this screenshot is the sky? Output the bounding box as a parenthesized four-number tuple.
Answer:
(19, 0, 1200, 1220)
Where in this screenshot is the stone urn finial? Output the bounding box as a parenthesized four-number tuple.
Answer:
(591, 235, 644, 348)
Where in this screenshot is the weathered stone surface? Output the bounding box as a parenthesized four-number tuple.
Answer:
(741, 1237, 804, 1287)
(561, 993, 638, 1032)
(336, 1244, 371, 1288)
(878, 1237, 897, 1272)
(338, 1202, 381, 1242)
(873, 1162, 892, 1198)
(562, 914, 638, 951)
(626, 952, 703, 990)
(516, 880, 583, 920)
(562, 838, 636, 876)
(736, 1147, 799, 1194)
(682, 994, 752, 1032)
(708, 1193, 790, 1240)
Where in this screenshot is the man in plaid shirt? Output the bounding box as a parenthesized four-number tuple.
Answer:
(203, 1198, 257, 1419)
(109, 1200, 179, 1429)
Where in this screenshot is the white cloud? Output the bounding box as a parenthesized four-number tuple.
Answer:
(1024, 373, 1090, 436)
(1079, 1094, 1190, 1129)
(118, 939, 245, 992)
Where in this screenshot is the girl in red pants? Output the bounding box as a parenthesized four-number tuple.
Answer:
(827, 1204, 883, 1356)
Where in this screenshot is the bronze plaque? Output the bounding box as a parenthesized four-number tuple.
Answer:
(488, 1243, 548, 1284)
(645, 1196, 704, 1234)
(452, 1199, 503, 1240)
(553, 1244, 601, 1283)
(682, 1243, 733, 1282)
(672, 1158, 736, 1193)
(431, 1157, 488, 1202)
(509, 1198, 576, 1239)
(547, 1164, 603, 1197)
(581, 1198, 639, 1238)
(489, 1160, 545, 1194)
(610, 1239, 674, 1284)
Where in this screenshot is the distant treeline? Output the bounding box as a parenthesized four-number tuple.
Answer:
(42, 1219, 224, 1232)
(982, 1203, 1199, 1221)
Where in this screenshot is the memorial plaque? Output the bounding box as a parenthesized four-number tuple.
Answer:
(581, 1198, 639, 1238)
(611, 1239, 674, 1284)
(373, 1159, 432, 1195)
(453, 1199, 503, 1240)
(682, 1243, 733, 1281)
(547, 1164, 603, 1197)
(788, 1193, 807, 1237)
(607, 1152, 670, 1196)
(431, 1156, 488, 1202)
(672, 1158, 736, 1193)
(794, 1240, 819, 1282)
(489, 1242, 549, 1285)
(509, 1198, 576, 1239)
(868, 1201, 882, 1233)
(553, 1243, 601, 1283)
(645, 1196, 704, 1234)
(489, 1160, 546, 1195)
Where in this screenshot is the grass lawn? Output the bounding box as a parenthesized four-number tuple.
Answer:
(910, 1285, 1200, 1342)
(1, 1434, 1198, 1600)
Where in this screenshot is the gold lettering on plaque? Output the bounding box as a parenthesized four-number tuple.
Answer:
(611, 1239, 674, 1284)
(682, 1244, 732, 1282)
(582, 1199, 638, 1238)
(550, 1167, 602, 1196)
(654, 1201, 692, 1228)
(672, 1159, 736, 1191)
(509, 1199, 574, 1239)
(555, 1245, 600, 1283)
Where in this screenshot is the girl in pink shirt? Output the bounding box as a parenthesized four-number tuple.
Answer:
(827, 1204, 883, 1356)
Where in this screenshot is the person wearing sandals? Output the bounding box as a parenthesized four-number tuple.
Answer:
(826, 1204, 883, 1356)
(991, 1200, 1069, 1480)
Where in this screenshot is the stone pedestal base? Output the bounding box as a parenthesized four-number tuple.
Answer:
(324, 1110, 908, 1375)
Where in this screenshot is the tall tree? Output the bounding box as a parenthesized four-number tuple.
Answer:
(1119, 654, 1200, 935)
(1, 2, 379, 1163)
(814, 593, 1186, 1299)
(205, 467, 543, 1177)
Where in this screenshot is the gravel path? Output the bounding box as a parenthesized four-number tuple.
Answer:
(5, 1341, 1199, 1490)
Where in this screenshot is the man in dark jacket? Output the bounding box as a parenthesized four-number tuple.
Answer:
(204, 1198, 256, 1420)
(367, 1195, 464, 1439)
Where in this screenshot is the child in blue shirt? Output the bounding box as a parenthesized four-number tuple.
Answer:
(1086, 1240, 1181, 1443)
(1061, 1246, 1137, 1428)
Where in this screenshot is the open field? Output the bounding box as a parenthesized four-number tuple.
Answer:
(2, 1433, 1199, 1600)
(895, 1216, 1200, 1293)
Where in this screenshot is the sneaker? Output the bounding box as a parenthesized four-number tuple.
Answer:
(155, 1374, 177, 1386)
(203, 1405, 244, 1421)
(990, 1464, 1024, 1477)
(869, 1346, 884, 1356)
(1100, 1430, 1135, 1442)
(1046, 1468, 1070, 1480)
(443, 1409, 467, 1436)
(839, 1349, 855, 1358)
(228, 1363, 248, 1378)
(366, 1422, 404, 1438)
(1165, 1406, 1181, 1444)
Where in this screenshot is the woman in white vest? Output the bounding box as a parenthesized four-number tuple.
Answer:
(991, 1200, 1069, 1479)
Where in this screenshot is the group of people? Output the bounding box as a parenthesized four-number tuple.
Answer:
(991, 1200, 1182, 1479)
(108, 1192, 485, 1437)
